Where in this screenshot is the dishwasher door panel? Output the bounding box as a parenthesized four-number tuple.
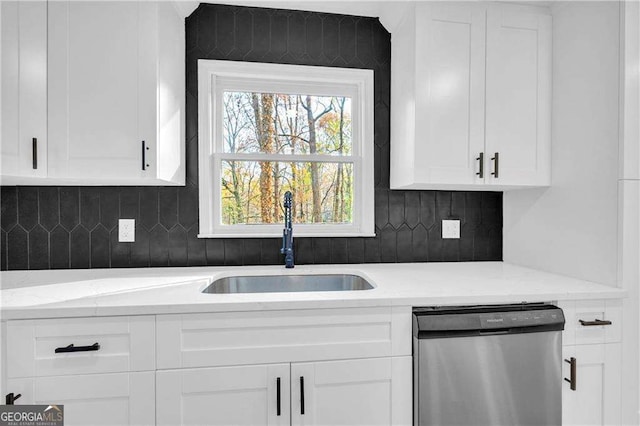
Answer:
(415, 330, 562, 426)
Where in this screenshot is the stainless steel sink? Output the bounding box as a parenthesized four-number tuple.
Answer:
(202, 274, 374, 294)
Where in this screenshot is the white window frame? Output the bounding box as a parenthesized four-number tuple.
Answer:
(197, 60, 375, 238)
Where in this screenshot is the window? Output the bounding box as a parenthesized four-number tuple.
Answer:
(198, 60, 374, 238)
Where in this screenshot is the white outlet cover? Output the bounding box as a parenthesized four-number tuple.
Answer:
(442, 220, 461, 239)
(118, 219, 135, 243)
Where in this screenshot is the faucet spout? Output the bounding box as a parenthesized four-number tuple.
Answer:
(281, 191, 294, 268)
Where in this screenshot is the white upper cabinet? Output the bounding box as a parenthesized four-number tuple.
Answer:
(47, 2, 143, 181)
(1, 1, 48, 179)
(390, 2, 551, 190)
(47, 1, 184, 185)
(485, 4, 551, 186)
(0, 1, 185, 186)
(392, 3, 486, 189)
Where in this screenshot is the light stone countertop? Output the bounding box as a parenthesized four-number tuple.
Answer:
(0, 262, 626, 320)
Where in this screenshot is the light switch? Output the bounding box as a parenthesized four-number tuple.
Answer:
(118, 219, 135, 242)
(442, 220, 460, 239)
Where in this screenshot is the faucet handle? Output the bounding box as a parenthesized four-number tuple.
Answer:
(281, 229, 287, 254)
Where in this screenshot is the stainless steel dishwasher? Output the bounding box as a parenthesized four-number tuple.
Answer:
(413, 303, 565, 426)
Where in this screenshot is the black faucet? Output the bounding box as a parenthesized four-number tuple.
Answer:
(281, 191, 294, 268)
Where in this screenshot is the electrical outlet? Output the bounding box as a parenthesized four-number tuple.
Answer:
(118, 219, 135, 242)
(442, 220, 460, 239)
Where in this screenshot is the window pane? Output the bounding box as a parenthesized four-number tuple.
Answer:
(223, 92, 352, 156)
(221, 160, 353, 225)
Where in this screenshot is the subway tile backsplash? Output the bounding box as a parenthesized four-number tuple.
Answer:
(0, 3, 502, 270)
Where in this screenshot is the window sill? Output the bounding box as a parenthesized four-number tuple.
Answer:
(197, 232, 377, 239)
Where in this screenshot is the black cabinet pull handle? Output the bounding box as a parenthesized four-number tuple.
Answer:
(490, 152, 499, 178)
(579, 319, 612, 327)
(564, 357, 576, 391)
(5, 393, 21, 405)
(32, 138, 37, 169)
(300, 376, 305, 415)
(476, 152, 484, 178)
(276, 377, 281, 416)
(141, 141, 150, 171)
(55, 342, 100, 354)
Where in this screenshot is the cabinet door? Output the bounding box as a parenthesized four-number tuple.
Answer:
(562, 344, 622, 425)
(47, 1, 155, 181)
(6, 372, 155, 426)
(156, 364, 290, 426)
(485, 4, 551, 186)
(1, 1, 47, 179)
(291, 357, 411, 426)
(413, 3, 486, 186)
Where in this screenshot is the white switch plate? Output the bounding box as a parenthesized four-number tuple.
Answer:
(118, 219, 135, 242)
(442, 220, 461, 239)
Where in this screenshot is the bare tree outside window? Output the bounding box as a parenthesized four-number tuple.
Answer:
(221, 91, 353, 226)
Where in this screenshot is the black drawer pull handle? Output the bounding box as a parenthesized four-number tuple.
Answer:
(564, 357, 576, 391)
(579, 319, 612, 327)
(300, 376, 305, 415)
(55, 342, 100, 353)
(32, 138, 38, 169)
(142, 141, 149, 171)
(5, 393, 21, 405)
(476, 152, 484, 178)
(276, 377, 281, 416)
(491, 152, 499, 178)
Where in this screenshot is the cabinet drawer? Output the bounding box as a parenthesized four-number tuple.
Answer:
(559, 300, 622, 346)
(7, 316, 155, 378)
(157, 307, 411, 369)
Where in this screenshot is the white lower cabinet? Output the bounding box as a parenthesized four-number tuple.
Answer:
(562, 343, 622, 426)
(156, 357, 411, 426)
(156, 363, 290, 426)
(291, 357, 411, 426)
(2, 308, 411, 426)
(560, 300, 623, 426)
(154, 308, 411, 426)
(2, 302, 624, 425)
(7, 372, 155, 426)
(3, 315, 156, 426)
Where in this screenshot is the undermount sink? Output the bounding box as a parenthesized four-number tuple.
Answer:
(202, 274, 374, 294)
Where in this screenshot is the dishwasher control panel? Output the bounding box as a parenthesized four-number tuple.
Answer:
(413, 303, 565, 337)
(479, 308, 564, 329)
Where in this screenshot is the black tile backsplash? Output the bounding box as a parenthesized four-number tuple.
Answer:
(0, 3, 503, 271)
